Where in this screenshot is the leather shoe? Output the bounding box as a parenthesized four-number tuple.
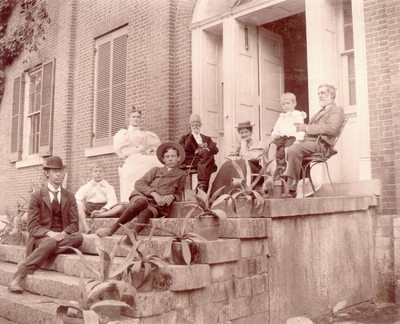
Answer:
(282, 190, 297, 199)
(9, 274, 26, 294)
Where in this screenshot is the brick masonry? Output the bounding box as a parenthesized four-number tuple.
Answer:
(0, 0, 399, 306)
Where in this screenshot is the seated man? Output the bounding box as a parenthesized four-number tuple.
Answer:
(75, 161, 124, 233)
(282, 84, 345, 197)
(9, 156, 84, 293)
(179, 113, 218, 192)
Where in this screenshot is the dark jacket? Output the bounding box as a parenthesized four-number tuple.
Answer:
(26, 185, 79, 256)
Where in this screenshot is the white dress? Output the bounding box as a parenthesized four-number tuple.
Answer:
(114, 125, 163, 203)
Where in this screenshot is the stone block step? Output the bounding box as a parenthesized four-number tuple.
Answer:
(88, 217, 269, 239)
(0, 245, 211, 292)
(0, 284, 137, 324)
(0, 261, 209, 315)
(80, 234, 241, 264)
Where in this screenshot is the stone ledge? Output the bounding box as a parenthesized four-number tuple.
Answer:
(0, 246, 211, 292)
(263, 195, 378, 218)
(88, 217, 269, 238)
(80, 234, 241, 264)
(0, 284, 136, 323)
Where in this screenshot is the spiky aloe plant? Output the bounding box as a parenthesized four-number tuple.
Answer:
(180, 186, 228, 220)
(120, 220, 169, 290)
(226, 157, 273, 214)
(56, 229, 140, 323)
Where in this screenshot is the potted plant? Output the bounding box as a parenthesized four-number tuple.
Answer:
(262, 165, 290, 198)
(225, 158, 272, 216)
(2, 202, 29, 246)
(55, 235, 138, 323)
(119, 222, 169, 292)
(179, 187, 228, 240)
(162, 212, 211, 265)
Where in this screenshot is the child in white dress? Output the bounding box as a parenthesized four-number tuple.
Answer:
(265, 92, 306, 173)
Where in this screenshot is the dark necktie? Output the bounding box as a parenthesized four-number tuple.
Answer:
(50, 190, 60, 212)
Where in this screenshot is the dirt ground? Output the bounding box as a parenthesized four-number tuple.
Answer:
(313, 301, 400, 324)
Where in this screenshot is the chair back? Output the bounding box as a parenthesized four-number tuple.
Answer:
(331, 118, 348, 150)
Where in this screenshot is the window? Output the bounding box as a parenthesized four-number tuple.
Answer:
(10, 59, 55, 162)
(339, 0, 356, 106)
(94, 26, 127, 147)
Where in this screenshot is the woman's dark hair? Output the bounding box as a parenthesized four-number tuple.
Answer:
(127, 105, 142, 119)
(161, 146, 180, 158)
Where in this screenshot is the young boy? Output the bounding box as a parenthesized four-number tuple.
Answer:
(75, 162, 124, 233)
(265, 92, 307, 173)
(96, 142, 186, 238)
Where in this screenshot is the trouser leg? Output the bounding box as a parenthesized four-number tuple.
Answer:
(108, 198, 148, 234)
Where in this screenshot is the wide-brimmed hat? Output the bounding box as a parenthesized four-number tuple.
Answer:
(235, 120, 254, 129)
(156, 142, 186, 166)
(43, 156, 66, 170)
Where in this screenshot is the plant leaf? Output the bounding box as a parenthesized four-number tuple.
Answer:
(67, 246, 101, 281)
(94, 237, 111, 281)
(195, 189, 209, 209)
(211, 193, 230, 210)
(79, 273, 88, 310)
(90, 299, 133, 312)
(86, 281, 117, 305)
(211, 208, 227, 220)
(181, 239, 192, 265)
(209, 186, 226, 203)
(82, 310, 100, 324)
(230, 159, 245, 180)
(109, 239, 142, 279)
(119, 223, 137, 245)
(163, 238, 174, 263)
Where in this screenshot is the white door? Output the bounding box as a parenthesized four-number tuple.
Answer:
(235, 24, 260, 139)
(201, 32, 222, 145)
(259, 27, 284, 145)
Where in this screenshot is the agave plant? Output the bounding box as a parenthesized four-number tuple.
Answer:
(226, 157, 273, 214)
(180, 186, 228, 220)
(162, 211, 211, 265)
(56, 232, 140, 323)
(120, 221, 169, 291)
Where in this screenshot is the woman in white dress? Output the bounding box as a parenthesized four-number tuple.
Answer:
(114, 107, 163, 203)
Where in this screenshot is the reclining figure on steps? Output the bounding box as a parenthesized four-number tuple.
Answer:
(96, 142, 186, 239)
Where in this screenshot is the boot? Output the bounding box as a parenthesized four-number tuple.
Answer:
(9, 274, 26, 294)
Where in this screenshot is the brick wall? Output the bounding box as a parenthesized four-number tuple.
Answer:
(364, 0, 400, 303)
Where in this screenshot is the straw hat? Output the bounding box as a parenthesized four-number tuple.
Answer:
(156, 142, 186, 166)
(235, 121, 254, 129)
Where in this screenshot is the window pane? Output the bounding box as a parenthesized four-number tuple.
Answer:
(29, 113, 40, 154)
(347, 53, 356, 105)
(343, 0, 353, 25)
(344, 25, 354, 51)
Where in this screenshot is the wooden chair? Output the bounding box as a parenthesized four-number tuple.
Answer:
(300, 118, 348, 197)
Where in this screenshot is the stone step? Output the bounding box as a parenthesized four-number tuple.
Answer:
(0, 245, 211, 292)
(88, 216, 269, 239)
(0, 283, 138, 323)
(79, 233, 241, 264)
(0, 261, 209, 319)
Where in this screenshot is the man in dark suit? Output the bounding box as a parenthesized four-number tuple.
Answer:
(283, 84, 345, 197)
(179, 113, 219, 192)
(9, 156, 83, 293)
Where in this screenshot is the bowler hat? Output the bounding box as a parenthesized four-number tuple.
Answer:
(43, 156, 66, 169)
(156, 142, 186, 166)
(235, 121, 254, 129)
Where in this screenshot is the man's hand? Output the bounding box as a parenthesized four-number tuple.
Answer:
(151, 192, 164, 206)
(160, 194, 175, 206)
(294, 123, 307, 132)
(47, 231, 67, 241)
